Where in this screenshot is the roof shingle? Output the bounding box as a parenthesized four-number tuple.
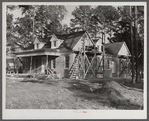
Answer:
(104, 42, 124, 56)
(57, 31, 86, 49)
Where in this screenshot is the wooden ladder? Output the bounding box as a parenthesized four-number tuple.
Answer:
(69, 54, 79, 79)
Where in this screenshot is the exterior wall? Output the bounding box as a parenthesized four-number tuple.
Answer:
(64, 53, 76, 78)
(52, 56, 65, 78)
(50, 35, 63, 49)
(34, 37, 46, 49)
(34, 43, 45, 49)
(51, 39, 63, 49)
(53, 53, 76, 78)
(103, 55, 112, 78)
(111, 57, 120, 77)
(73, 33, 93, 51)
(21, 53, 75, 78)
(118, 42, 131, 56)
(96, 55, 121, 78)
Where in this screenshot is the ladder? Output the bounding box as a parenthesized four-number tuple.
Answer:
(69, 54, 79, 79)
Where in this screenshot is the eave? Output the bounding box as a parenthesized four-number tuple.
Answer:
(15, 48, 73, 57)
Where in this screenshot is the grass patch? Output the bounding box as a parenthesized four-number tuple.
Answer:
(6, 77, 143, 109)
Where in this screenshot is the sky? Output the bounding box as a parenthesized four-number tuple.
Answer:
(9, 5, 118, 27)
(62, 5, 77, 25)
(9, 5, 78, 26)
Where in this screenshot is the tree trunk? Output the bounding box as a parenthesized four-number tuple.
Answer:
(134, 6, 140, 82)
(130, 6, 135, 84)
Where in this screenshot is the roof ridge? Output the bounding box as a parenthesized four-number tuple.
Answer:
(55, 31, 86, 36)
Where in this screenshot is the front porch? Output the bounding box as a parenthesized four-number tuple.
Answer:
(15, 48, 73, 78)
(22, 55, 57, 74)
(15, 48, 62, 75)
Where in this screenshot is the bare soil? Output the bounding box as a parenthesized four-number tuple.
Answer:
(6, 77, 143, 110)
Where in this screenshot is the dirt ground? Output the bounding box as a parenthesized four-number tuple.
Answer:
(6, 76, 143, 110)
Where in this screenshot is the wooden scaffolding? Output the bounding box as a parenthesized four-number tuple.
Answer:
(118, 56, 132, 77)
(69, 38, 103, 80)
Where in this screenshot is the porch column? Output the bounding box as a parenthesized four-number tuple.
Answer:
(30, 56, 32, 74)
(16, 57, 19, 77)
(46, 55, 48, 74)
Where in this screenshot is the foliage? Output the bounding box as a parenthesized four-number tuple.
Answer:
(70, 5, 120, 38)
(7, 5, 67, 49)
(110, 6, 144, 75)
(35, 5, 67, 38)
(110, 6, 144, 53)
(70, 6, 93, 31)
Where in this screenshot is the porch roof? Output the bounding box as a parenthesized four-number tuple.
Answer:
(15, 48, 73, 57)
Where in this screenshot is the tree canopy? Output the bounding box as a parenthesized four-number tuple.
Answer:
(7, 5, 67, 49)
(69, 5, 120, 38)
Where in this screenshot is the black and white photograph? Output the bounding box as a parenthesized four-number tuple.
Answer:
(2, 2, 147, 119)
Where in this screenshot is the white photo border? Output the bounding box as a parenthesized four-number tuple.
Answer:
(2, 2, 147, 119)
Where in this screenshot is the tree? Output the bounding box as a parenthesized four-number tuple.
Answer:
(35, 5, 67, 38)
(12, 5, 67, 49)
(70, 5, 120, 39)
(91, 6, 120, 39)
(70, 6, 93, 33)
(110, 6, 144, 82)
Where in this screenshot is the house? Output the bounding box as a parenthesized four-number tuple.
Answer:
(94, 38, 131, 78)
(15, 31, 131, 79)
(15, 31, 95, 78)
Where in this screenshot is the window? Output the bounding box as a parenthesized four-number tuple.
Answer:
(53, 58, 56, 68)
(54, 41, 56, 47)
(36, 43, 39, 49)
(65, 56, 69, 68)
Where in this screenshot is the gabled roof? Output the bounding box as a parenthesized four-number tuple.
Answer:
(42, 41, 51, 49)
(104, 42, 131, 56)
(57, 31, 86, 49)
(34, 37, 46, 44)
(92, 39, 99, 44)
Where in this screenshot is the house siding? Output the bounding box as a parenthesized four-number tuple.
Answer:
(103, 55, 112, 78)
(111, 57, 120, 77)
(73, 33, 93, 51)
(34, 43, 45, 49)
(65, 53, 76, 78)
(56, 53, 76, 78)
(18, 32, 131, 79)
(54, 56, 65, 78)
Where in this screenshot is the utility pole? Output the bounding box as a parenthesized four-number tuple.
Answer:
(130, 6, 135, 84)
(134, 6, 139, 82)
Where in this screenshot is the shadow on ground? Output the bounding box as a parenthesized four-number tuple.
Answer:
(20, 79, 58, 86)
(64, 80, 143, 110)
